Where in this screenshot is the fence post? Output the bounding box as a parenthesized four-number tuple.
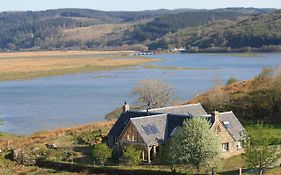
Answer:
(239, 168, 242, 175)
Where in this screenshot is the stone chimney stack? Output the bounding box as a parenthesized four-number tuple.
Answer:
(211, 111, 220, 123)
(122, 102, 130, 113)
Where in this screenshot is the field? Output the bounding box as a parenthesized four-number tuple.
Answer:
(63, 23, 132, 42)
(0, 51, 157, 81)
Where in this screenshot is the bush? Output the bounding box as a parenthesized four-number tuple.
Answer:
(92, 143, 112, 165)
(121, 145, 141, 166)
(105, 107, 123, 121)
(226, 77, 238, 85)
(75, 129, 103, 145)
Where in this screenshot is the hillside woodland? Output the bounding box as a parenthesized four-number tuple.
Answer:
(151, 10, 281, 52)
(0, 8, 277, 51)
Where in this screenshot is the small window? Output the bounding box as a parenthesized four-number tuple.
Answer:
(127, 134, 130, 140)
(237, 142, 242, 150)
(222, 143, 229, 152)
(132, 135, 135, 141)
(215, 126, 221, 134)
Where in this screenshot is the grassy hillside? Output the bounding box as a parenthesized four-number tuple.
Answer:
(191, 68, 281, 123)
(152, 10, 281, 51)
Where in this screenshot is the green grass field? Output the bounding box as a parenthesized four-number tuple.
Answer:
(244, 123, 281, 145)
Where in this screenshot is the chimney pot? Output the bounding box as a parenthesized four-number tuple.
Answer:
(122, 101, 130, 113)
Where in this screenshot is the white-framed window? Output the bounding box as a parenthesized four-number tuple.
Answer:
(222, 143, 229, 152)
(132, 134, 135, 141)
(126, 134, 130, 140)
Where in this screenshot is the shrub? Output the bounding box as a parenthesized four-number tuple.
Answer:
(226, 77, 238, 85)
(121, 145, 141, 166)
(75, 129, 103, 145)
(92, 143, 112, 165)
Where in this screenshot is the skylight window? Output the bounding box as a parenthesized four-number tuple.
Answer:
(143, 125, 153, 135)
(142, 124, 159, 135)
(223, 121, 232, 129)
(150, 124, 159, 134)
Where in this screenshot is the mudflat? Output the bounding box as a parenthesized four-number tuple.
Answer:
(0, 51, 156, 81)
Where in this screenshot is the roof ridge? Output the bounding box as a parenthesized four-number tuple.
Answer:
(148, 103, 202, 111)
(130, 114, 167, 120)
(220, 111, 233, 114)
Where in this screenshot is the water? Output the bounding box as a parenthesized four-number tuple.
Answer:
(0, 53, 280, 135)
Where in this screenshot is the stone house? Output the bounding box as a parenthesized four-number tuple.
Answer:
(106, 103, 245, 163)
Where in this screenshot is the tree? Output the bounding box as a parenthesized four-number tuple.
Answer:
(257, 67, 274, 80)
(250, 68, 281, 117)
(92, 143, 112, 165)
(201, 86, 230, 112)
(105, 107, 123, 121)
(168, 117, 221, 174)
(244, 123, 281, 175)
(121, 145, 141, 166)
(133, 79, 175, 109)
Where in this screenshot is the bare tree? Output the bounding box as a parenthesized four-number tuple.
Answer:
(133, 79, 175, 109)
(207, 86, 230, 111)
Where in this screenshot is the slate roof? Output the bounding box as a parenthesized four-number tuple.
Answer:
(108, 103, 206, 138)
(129, 113, 216, 146)
(148, 103, 207, 116)
(220, 111, 245, 141)
(108, 111, 161, 138)
(108, 103, 244, 147)
(166, 114, 192, 135)
(130, 114, 168, 146)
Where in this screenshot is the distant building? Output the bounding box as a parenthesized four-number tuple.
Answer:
(106, 103, 245, 163)
(171, 47, 186, 52)
(133, 50, 154, 56)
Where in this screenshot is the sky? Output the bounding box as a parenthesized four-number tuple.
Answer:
(0, 0, 281, 12)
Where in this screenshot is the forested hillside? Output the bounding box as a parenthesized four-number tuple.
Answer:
(0, 8, 276, 51)
(150, 10, 281, 51)
(126, 8, 272, 42)
(0, 8, 196, 50)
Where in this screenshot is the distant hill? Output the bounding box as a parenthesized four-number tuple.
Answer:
(149, 9, 281, 51)
(0, 8, 198, 50)
(125, 8, 274, 43)
(0, 8, 276, 51)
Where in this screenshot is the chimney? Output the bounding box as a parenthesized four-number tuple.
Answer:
(122, 102, 130, 113)
(211, 111, 220, 123)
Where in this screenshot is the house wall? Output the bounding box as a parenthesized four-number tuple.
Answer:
(119, 122, 144, 144)
(212, 120, 244, 158)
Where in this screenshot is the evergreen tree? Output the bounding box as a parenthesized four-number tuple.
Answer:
(121, 145, 141, 166)
(92, 143, 112, 165)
